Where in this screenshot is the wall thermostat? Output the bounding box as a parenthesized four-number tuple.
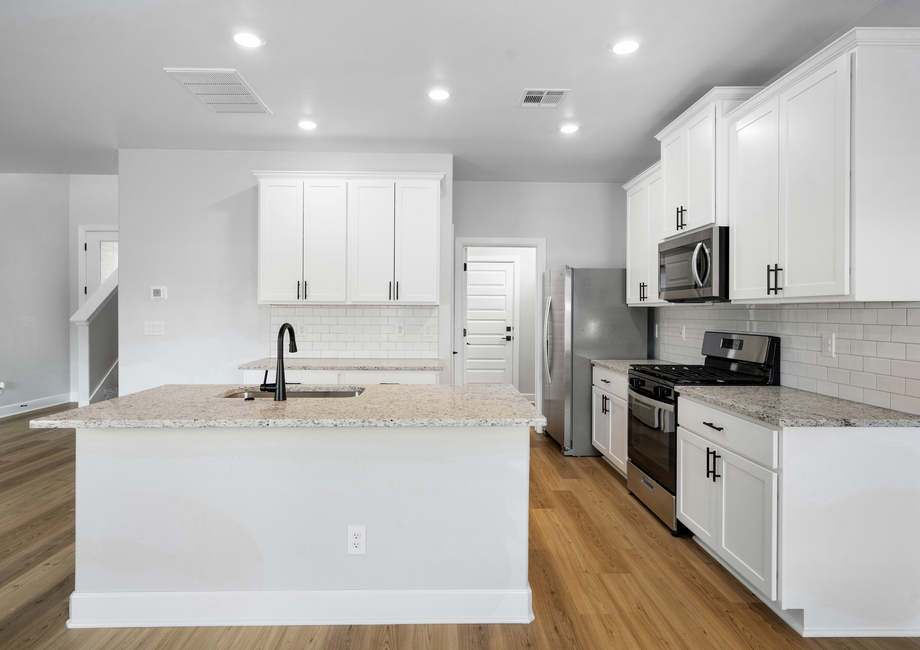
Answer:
(151, 286, 167, 300)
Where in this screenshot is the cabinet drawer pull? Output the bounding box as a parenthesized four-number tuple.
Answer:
(601, 379, 610, 384)
(703, 421, 723, 432)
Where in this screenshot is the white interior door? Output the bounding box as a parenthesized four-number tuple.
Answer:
(464, 261, 514, 385)
(82, 230, 118, 305)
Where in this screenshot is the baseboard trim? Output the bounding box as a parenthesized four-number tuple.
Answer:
(67, 587, 535, 628)
(0, 393, 72, 420)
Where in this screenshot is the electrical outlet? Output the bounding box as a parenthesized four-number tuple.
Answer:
(347, 525, 366, 555)
(396, 324, 405, 336)
(296, 323, 307, 335)
(821, 332, 836, 358)
(144, 321, 164, 336)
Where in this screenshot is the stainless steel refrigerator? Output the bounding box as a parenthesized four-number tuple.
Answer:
(542, 267, 648, 456)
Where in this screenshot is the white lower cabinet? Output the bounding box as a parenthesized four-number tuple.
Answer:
(677, 403, 778, 601)
(591, 367, 628, 474)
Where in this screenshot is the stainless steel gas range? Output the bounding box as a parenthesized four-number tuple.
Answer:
(626, 331, 781, 534)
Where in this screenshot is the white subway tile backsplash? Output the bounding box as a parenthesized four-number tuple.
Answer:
(656, 301, 920, 416)
(267, 304, 438, 360)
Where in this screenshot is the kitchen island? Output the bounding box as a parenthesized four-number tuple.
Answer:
(31, 384, 545, 629)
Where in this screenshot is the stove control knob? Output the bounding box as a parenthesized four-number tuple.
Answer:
(629, 378, 645, 389)
(654, 386, 672, 398)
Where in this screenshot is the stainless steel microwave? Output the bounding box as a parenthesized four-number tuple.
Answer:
(658, 226, 729, 302)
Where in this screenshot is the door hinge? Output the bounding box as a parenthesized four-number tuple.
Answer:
(463, 263, 467, 271)
(84, 286, 87, 295)
(463, 328, 467, 337)
(84, 243, 87, 251)
(452, 351, 458, 355)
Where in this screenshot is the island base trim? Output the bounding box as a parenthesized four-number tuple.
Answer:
(67, 586, 535, 628)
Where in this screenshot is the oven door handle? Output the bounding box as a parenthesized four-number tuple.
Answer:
(627, 388, 675, 413)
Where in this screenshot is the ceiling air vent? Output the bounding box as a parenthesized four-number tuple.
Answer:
(518, 89, 569, 108)
(164, 68, 272, 114)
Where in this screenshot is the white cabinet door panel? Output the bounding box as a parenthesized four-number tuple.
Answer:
(686, 106, 716, 231)
(395, 180, 439, 303)
(662, 132, 687, 237)
(303, 180, 348, 302)
(259, 180, 303, 303)
(349, 181, 395, 302)
(607, 394, 628, 474)
(646, 173, 665, 305)
(626, 183, 649, 305)
(730, 99, 779, 301)
(718, 446, 778, 601)
(591, 387, 611, 456)
(677, 426, 719, 547)
(779, 53, 850, 298)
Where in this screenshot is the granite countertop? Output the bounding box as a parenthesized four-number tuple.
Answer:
(240, 358, 443, 371)
(30, 384, 545, 429)
(678, 385, 920, 428)
(591, 359, 666, 376)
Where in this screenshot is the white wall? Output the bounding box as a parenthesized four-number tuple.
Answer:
(454, 181, 626, 270)
(466, 247, 537, 399)
(0, 174, 71, 415)
(69, 175, 118, 398)
(118, 150, 452, 396)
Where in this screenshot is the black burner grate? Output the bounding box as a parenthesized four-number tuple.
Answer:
(630, 364, 766, 385)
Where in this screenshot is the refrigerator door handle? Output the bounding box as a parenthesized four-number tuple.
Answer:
(543, 295, 552, 384)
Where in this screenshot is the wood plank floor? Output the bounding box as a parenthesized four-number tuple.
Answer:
(3, 404, 918, 650)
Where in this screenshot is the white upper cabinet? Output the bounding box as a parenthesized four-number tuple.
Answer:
(394, 179, 440, 304)
(258, 178, 304, 303)
(625, 162, 666, 306)
(727, 29, 920, 303)
(656, 87, 760, 239)
(349, 177, 441, 304)
(258, 176, 347, 304)
(303, 180, 348, 302)
(257, 172, 442, 305)
(349, 180, 396, 303)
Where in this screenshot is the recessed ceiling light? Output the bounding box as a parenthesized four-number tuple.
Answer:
(610, 36, 642, 54)
(298, 120, 317, 130)
(233, 33, 264, 48)
(428, 89, 450, 101)
(560, 124, 579, 134)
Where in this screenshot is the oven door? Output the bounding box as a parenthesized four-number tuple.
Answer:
(627, 389, 677, 494)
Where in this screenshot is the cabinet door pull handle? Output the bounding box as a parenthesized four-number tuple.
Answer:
(766, 264, 772, 294)
(389, 281, 392, 300)
(297, 281, 300, 300)
(703, 421, 724, 432)
(712, 451, 722, 482)
(396, 281, 399, 300)
(773, 264, 783, 292)
(706, 447, 713, 479)
(602, 394, 608, 414)
(305, 281, 308, 299)
(676, 207, 680, 231)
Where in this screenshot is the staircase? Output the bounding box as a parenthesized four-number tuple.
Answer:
(71, 270, 118, 406)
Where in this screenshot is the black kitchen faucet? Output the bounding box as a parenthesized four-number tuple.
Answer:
(259, 323, 298, 400)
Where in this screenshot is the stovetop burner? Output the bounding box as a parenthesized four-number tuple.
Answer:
(630, 364, 764, 385)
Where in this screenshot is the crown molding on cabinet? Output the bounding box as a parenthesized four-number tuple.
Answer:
(654, 87, 762, 142)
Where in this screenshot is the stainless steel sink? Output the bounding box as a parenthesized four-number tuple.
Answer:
(225, 389, 363, 400)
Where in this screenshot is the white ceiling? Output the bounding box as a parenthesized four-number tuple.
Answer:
(0, 0, 916, 181)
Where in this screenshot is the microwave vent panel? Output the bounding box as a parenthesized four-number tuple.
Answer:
(164, 68, 272, 114)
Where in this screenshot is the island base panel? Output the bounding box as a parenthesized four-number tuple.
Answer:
(73, 425, 532, 627)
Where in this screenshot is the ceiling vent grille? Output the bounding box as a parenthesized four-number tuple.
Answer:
(164, 68, 272, 114)
(518, 89, 569, 108)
